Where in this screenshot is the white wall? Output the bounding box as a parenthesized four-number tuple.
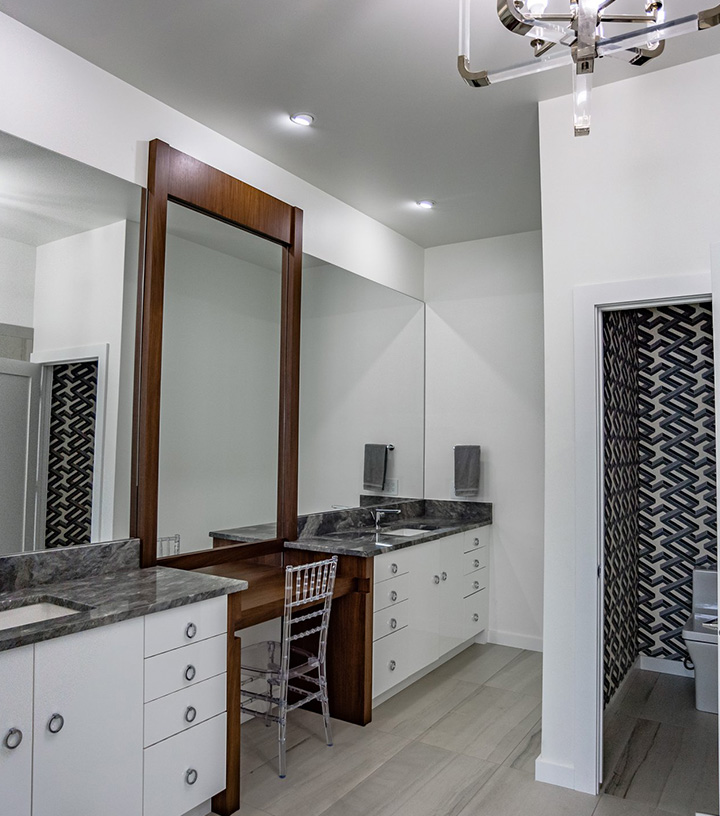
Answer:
(34, 220, 134, 541)
(157, 233, 281, 552)
(298, 264, 425, 515)
(0, 236, 35, 327)
(424, 231, 545, 652)
(538, 54, 720, 790)
(0, 13, 424, 301)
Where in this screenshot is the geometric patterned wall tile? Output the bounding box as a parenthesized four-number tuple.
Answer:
(637, 303, 716, 661)
(44, 361, 98, 548)
(603, 309, 640, 707)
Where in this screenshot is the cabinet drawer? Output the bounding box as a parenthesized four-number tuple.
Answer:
(145, 596, 227, 657)
(373, 627, 411, 698)
(145, 634, 226, 702)
(463, 527, 489, 554)
(374, 549, 412, 584)
(144, 672, 226, 747)
(373, 572, 409, 611)
(143, 713, 226, 816)
(463, 547, 488, 575)
(463, 590, 488, 640)
(373, 600, 409, 641)
(463, 568, 487, 598)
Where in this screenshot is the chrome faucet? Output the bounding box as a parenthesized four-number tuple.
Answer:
(372, 508, 401, 531)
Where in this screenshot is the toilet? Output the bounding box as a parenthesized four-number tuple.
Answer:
(682, 568, 718, 714)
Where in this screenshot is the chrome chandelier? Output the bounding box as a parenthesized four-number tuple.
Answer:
(458, 1, 720, 136)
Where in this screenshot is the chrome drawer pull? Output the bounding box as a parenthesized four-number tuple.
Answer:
(390, 590, 398, 602)
(185, 768, 198, 785)
(473, 559, 480, 568)
(390, 563, 398, 575)
(3, 728, 22, 749)
(473, 581, 480, 590)
(388, 660, 397, 671)
(390, 618, 398, 630)
(473, 538, 479, 547)
(433, 575, 440, 584)
(185, 706, 197, 723)
(185, 664, 197, 682)
(441, 571, 448, 581)
(473, 613, 480, 622)
(48, 713, 64, 734)
(185, 622, 197, 639)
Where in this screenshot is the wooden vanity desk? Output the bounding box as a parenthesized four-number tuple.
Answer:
(192, 542, 374, 815)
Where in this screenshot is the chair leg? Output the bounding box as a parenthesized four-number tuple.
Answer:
(265, 680, 273, 727)
(319, 663, 333, 747)
(277, 704, 287, 779)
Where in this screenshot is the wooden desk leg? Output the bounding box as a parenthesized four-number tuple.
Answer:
(326, 561, 373, 726)
(212, 594, 243, 816)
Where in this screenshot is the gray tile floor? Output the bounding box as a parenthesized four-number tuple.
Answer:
(230, 645, 718, 816)
(603, 668, 719, 816)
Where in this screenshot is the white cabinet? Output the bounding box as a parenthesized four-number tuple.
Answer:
(33, 618, 144, 816)
(373, 526, 490, 702)
(0, 645, 33, 816)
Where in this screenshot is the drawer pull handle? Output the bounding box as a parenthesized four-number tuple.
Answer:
(441, 571, 448, 581)
(433, 574, 440, 584)
(473, 559, 480, 568)
(473, 613, 480, 622)
(390, 563, 398, 575)
(185, 622, 198, 639)
(3, 728, 22, 750)
(48, 714, 64, 734)
(390, 618, 398, 630)
(185, 768, 198, 786)
(185, 664, 197, 682)
(473, 538, 479, 547)
(390, 590, 398, 602)
(185, 706, 197, 723)
(473, 581, 480, 590)
(388, 660, 397, 671)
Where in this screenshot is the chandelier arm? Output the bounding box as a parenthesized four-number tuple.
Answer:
(496, 0, 575, 44)
(699, 5, 720, 29)
(597, 14, 705, 57)
(605, 39, 665, 65)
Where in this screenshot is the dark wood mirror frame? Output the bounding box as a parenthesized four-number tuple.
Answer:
(131, 139, 302, 569)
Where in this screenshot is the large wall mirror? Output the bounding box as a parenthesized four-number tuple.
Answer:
(298, 257, 425, 515)
(134, 140, 302, 567)
(0, 130, 141, 556)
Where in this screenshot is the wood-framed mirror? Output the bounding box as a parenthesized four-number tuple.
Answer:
(132, 140, 302, 568)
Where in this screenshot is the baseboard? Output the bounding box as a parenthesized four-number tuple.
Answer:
(638, 655, 693, 677)
(534, 756, 575, 789)
(489, 629, 543, 652)
(184, 801, 211, 816)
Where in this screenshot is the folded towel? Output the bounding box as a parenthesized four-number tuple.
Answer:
(454, 445, 480, 497)
(363, 444, 388, 491)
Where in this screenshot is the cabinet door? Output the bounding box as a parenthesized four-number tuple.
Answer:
(437, 533, 465, 656)
(406, 540, 441, 672)
(0, 645, 33, 816)
(33, 618, 144, 816)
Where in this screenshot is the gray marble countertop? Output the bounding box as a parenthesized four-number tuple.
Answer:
(0, 567, 247, 653)
(284, 516, 491, 558)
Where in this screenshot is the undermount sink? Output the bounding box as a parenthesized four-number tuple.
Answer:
(383, 528, 428, 537)
(0, 600, 86, 632)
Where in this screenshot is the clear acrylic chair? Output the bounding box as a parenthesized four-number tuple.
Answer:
(238, 556, 338, 778)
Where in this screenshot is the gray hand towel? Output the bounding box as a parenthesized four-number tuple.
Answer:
(363, 444, 388, 491)
(454, 445, 480, 496)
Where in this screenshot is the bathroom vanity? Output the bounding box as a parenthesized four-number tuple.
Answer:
(0, 540, 247, 816)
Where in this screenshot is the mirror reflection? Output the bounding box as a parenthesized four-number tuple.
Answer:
(157, 202, 282, 555)
(298, 258, 425, 515)
(0, 131, 141, 555)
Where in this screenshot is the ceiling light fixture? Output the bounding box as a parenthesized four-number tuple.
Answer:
(458, 1, 720, 137)
(416, 199, 436, 209)
(290, 112, 315, 127)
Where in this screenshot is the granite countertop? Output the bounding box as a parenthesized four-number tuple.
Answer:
(284, 516, 491, 558)
(0, 566, 247, 653)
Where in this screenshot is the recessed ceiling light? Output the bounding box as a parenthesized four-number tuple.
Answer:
(290, 112, 315, 127)
(416, 199, 436, 209)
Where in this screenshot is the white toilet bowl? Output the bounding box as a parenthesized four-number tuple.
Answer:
(682, 568, 718, 715)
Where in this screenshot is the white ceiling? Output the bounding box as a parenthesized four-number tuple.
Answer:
(1, 0, 718, 248)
